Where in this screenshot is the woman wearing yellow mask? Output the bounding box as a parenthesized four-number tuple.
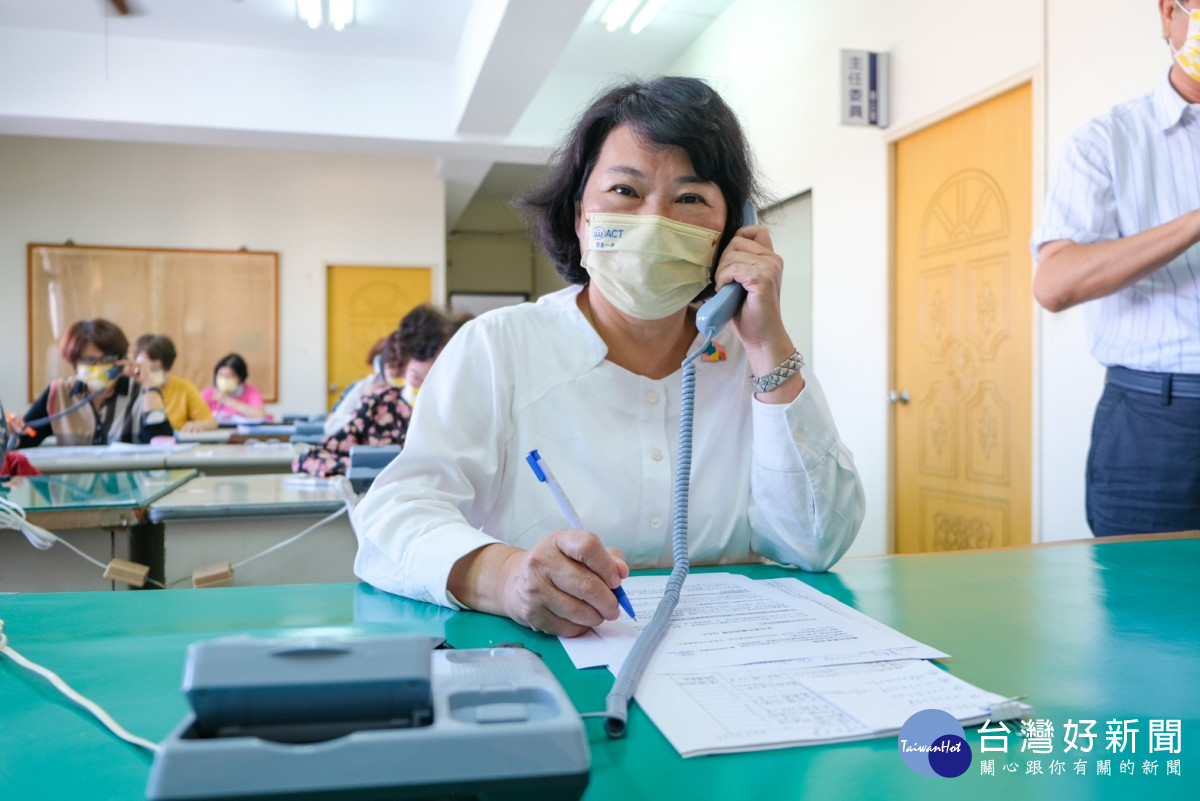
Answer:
(133, 334, 217, 433)
(201, 353, 267, 423)
(15, 319, 173, 448)
(352, 77, 865, 637)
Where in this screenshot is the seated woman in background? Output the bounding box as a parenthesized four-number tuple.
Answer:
(16, 319, 172, 447)
(133, 334, 217, 433)
(293, 305, 458, 478)
(201, 353, 267, 422)
(324, 336, 390, 436)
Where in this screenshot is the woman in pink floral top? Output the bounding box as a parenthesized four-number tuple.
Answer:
(293, 305, 458, 477)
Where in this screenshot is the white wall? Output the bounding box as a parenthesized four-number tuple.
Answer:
(669, 0, 1173, 554)
(0, 136, 446, 418)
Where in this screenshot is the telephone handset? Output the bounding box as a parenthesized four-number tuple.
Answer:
(372, 354, 385, 382)
(694, 202, 756, 340)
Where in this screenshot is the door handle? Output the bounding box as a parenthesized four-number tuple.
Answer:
(329, 383, 340, 393)
(888, 390, 911, 405)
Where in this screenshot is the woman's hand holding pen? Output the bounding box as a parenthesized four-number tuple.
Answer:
(448, 533, 630, 637)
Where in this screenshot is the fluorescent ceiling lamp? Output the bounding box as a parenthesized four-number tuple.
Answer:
(297, 0, 322, 29)
(602, 0, 643, 33)
(329, 0, 355, 31)
(630, 0, 669, 34)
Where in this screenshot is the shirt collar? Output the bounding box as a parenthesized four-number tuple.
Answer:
(1154, 68, 1196, 131)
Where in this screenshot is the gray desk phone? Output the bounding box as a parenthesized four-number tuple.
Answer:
(147, 634, 590, 800)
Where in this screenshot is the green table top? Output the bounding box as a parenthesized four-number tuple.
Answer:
(0, 469, 197, 513)
(1, 536, 1197, 800)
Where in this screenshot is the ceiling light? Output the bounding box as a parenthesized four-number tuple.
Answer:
(629, 0, 669, 34)
(602, 0, 643, 33)
(296, 0, 355, 31)
(329, 0, 355, 32)
(297, 0, 322, 29)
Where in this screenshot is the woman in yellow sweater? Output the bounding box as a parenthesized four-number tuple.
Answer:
(132, 334, 217, 433)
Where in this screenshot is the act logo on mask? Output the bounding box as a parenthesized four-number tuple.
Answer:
(590, 224, 626, 249)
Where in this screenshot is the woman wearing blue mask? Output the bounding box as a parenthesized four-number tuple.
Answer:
(354, 77, 865, 636)
(15, 318, 172, 448)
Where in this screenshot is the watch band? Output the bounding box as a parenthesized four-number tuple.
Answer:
(749, 349, 804, 394)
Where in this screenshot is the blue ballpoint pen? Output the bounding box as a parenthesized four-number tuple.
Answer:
(525, 449, 636, 620)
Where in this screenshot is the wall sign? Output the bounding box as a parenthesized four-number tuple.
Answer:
(841, 50, 889, 128)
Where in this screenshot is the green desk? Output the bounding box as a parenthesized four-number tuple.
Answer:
(2, 537, 1197, 800)
(0, 470, 197, 592)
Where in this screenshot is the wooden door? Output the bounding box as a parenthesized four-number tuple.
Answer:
(326, 266, 431, 410)
(892, 83, 1033, 553)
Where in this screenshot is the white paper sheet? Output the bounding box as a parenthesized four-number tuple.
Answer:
(582, 573, 946, 675)
(636, 659, 1014, 757)
(558, 572, 1028, 757)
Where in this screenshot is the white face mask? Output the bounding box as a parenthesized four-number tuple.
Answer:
(1171, 0, 1200, 81)
(582, 213, 719, 321)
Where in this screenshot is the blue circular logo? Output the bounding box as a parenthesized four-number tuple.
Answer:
(898, 709, 972, 778)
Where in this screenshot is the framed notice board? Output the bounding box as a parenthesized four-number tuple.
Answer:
(27, 244, 279, 402)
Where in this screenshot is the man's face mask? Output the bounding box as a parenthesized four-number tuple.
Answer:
(1171, 0, 1200, 81)
(582, 213, 719, 321)
(77, 364, 112, 392)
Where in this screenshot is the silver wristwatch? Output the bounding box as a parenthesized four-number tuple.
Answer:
(749, 350, 804, 394)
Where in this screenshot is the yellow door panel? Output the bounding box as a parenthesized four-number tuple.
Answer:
(893, 83, 1033, 553)
(326, 266, 431, 411)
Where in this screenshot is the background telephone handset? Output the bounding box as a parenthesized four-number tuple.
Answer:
(372, 354, 384, 381)
(694, 201, 756, 340)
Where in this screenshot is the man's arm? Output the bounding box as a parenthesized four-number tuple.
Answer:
(1034, 208, 1200, 312)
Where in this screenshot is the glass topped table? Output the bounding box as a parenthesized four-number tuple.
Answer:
(0, 469, 197, 592)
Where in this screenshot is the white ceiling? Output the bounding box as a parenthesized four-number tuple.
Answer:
(0, 0, 736, 226)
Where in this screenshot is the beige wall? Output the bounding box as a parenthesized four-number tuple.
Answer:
(0, 136, 446, 417)
(447, 198, 567, 301)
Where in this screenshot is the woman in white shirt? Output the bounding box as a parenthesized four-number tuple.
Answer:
(353, 77, 865, 636)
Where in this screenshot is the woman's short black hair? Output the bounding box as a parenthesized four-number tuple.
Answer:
(213, 353, 249, 383)
(60, 319, 129, 365)
(515, 76, 758, 285)
(395, 304, 457, 365)
(134, 334, 178, 370)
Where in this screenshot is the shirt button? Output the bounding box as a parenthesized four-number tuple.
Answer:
(645, 391, 659, 404)
(650, 516, 662, 528)
(651, 449, 663, 462)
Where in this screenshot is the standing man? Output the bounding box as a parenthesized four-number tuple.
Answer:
(1032, 0, 1200, 536)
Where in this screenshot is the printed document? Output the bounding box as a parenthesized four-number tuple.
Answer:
(560, 573, 1026, 757)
